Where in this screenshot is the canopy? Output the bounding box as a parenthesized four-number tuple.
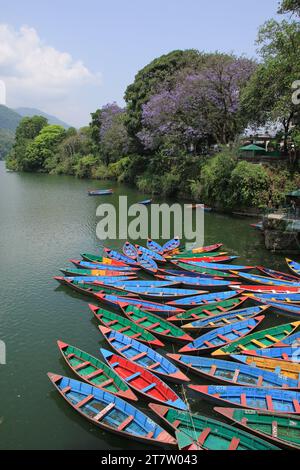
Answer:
(287, 189, 300, 198)
(239, 144, 266, 152)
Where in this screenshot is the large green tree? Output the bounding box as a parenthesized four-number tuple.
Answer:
(23, 125, 66, 171)
(279, 0, 300, 15)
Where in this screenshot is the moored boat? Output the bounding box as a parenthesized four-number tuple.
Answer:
(183, 261, 254, 271)
(123, 242, 138, 259)
(174, 262, 237, 278)
(257, 266, 300, 283)
(137, 254, 158, 274)
(232, 355, 300, 381)
(101, 286, 207, 301)
(104, 248, 139, 266)
(88, 189, 113, 196)
(175, 255, 237, 264)
(81, 253, 128, 266)
(70, 259, 139, 271)
(147, 239, 164, 255)
(232, 285, 300, 294)
(167, 290, 241, 308)
(286, 259, 300, 277)
(232, 271, 300, 286)
(136, 245, 167, 263)
(156, 274, 233, 290)
(94, 293, 185, 315)
(251, 298, 300, 317)
(53, 277, 138, 298)
(241, 346, 300, 362)
(138, 199, 152, 205)
(60, 267, 137, 277)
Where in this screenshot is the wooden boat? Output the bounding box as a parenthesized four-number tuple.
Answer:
(287, 259, 300, 277)
(81, 253, 128, 266)
(257, 266, 300, 283)
(149, 404, 278, 450)
(122, 305, 193, 343)
(212, 321, 300, 357)
(232, 285, 300, 294)
(280, 331, 300, 346)
(57, 341, 137, 401)
(103, 286, 206, 301)
(137, 254, 158, 274)
(162, 268, 222, 279)
(53, 277, 138, 298)
(136, 245, 166, 263)
(167, 296, 248, 323)
(167, 289, 240, 307)
(88, 189, 113, 196)
(104, 248, 139, 266)
(99, 326, 189, 383)
(238, 346, 299, 362)
(94, 293, 185, 315)
(54, 275, 136, 287)
(48, 373, 176, 447)
(175, 262, 237, 278)
(138, 199, 152, 205)
(89, 304, 164, 348)
(162, 237, 181, 253)
(147, 239, 164, 255)
(60, 267, 137, 277)
(170, 251, 227, 260)
(156, 274, 232, 290)
(182, 305, 269, 331)
(179, 243, 223, 254)
(122, 242, 138, 259)
(246, 292, 300, 303)
(185, 261, 254, 271)
(176, 255, 237, 264)
(215, 408, 300, 450)
(251, 298, 300, 317)
(189, 385, 300, 415)
(70, 260, 138, 271)
(179, 316, 264, 354)
(232, 271, 300, 286)
(167, 354, 299, 389)
(232, 355, 300, 381)
(101, 349, 187, 410)
(105, 280, 180, 289)
(250, 222, 263, 231)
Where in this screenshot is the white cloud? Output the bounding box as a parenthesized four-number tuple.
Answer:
(0, 24, 101, 125)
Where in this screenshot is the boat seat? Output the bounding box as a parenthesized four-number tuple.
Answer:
(228, 437, 240, 450)
(209, 365, 217, 376)
(236, 315, 245, 320)
(148, 362, 160, 370)
(100, 379, 114, 388)
(271, 421, 278, 437)
(142, 383, 157, 393)
(94, 403, 115, 421)
(232, 369, 240, 383)
(67, 353, 75, 359)
(85, 369, 103, 380)
(126, 372, 141, 382)
(110, 362, 119, 368)
(217, 334, 229, 342)
(119, 326, 131, 333)
(146, 431, 154, 438)
(197, 427, 211, 445)
(61, 386, 71, 394)
(220, 319, 230, 325)
(217, 306, 227, 312)
(257, 376, 264, 387)
(118, 345, 131, 353)
(204, 341, 215, 347)
(118, 415, 134, 431)
(131, 333, 142, 339)
(107, 320, 119, 326)
(232, 329, 244, 337)
(266, 395, 274, 412)
(240, 393, 247, 407)
(75, 394, 94, 409)
(161, 329, 171, 335)
(135, 316, 148, 324)
(265, 334, 279, 343)
(74, 361, 90, 371)
(293, 399, 300, 413)
(147, 322, 161, 330)
(251, 339, 266, 348)
(131, 352, 147, 361)
(172, 420, 181, 429)
(282, 353, 289, 361)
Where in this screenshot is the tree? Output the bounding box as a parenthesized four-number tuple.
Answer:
(278, 0, 300, 15)
(23, 125, 66, 171)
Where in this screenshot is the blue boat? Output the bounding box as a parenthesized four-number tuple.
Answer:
(280, 331, 300, 347)
(185, 261, 253, 271)
(95, 292, 185, 315)
(162, 237, 180, 253)
(136, 245, 166, 263)
(60, 275, 136, 284)
(257, 266, 300, 283)
(247, 292, 300, 303)
(123, 242, 138, 259)
(88, 189, 113, 196)
(253, 298, 300, 317)
(232, 347, 300, 362)
(47, 373, 176, 446)
(137, 254, 158, 274)
(168, 290, 241, 307)
(104, 248, 139, 266)
(182, 305, 269, 330)
(138, 199, 152, 206)
(287, 259, 300, 277)
(102, 286, 206, 301)
(147, 239, 164, 254)
(188, 385, 300, 414)
(167, 355, 299, 389)
(162, 269, 221, 279)
(99, 327, 189, 383)
(233, 271, 300, 286)
(178, 316, 264, 354)
(105, 280, 180, 289)
(156, 274, 232, 289)
(70, 260, 138, 272)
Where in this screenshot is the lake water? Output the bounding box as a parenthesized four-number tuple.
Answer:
(0, 160, 293, 449)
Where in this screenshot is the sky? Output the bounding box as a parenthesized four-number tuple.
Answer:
(0, 0, 281, 127)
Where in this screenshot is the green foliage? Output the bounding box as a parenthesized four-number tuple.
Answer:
(228, 162, 270, 208)
(278, 0, 300, 15)
(24, 125, 66, 171)
(0, 129, 15, 159)
(74, 154, 99, 178)
(0, 105, 22, 131)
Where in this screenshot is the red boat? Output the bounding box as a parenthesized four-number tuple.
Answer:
(175, 255, 234, 263)
(231, 285, 300, 294)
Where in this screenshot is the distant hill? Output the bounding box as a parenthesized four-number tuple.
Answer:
(0, 105, 22, 131)
(15, 107, 71, 129)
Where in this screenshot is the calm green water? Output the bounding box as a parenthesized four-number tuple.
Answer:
(0, 161, 294, 450)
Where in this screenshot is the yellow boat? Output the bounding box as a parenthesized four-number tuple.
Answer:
(233, 355, 300, 381)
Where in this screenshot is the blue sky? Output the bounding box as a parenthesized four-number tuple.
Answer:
(0, 0, 280, 126)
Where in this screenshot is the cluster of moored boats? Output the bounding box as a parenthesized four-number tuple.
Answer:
(48, 238, 300, 450)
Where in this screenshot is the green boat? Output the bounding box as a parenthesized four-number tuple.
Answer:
(212, 320, 300, 356)
(57, 341, 137, 401)
(176, 262, 235, 278)
(167, 296, 247, 323)
(149, 404, 279, 450)
(89, 304, 164, 348)
(171, 251, 226, 260)
(215, 408, 300, 450)
(122, 305, 193, 343)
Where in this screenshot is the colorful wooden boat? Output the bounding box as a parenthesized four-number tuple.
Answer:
(167, 290, 240, 307)
(280, 331, 300, 346)
(189, 385, 300, 414)
(138, 199, 152, 205)
(237, 346, 299, 362)
(54, 275, 136, 288)
(89, 304, 164, 348)
(233, 285, 300, 294)
(167, 354, 299, 389)
(70, 259, 139, 271)
(149, 404, 278, 450)
(88, 189, 113, 196)
(136, 245, 166, 263)
(175, 262, 237, 278)
(252, 298, 300, 317)
(122, 305, 193, 343)
(162, 268, 222, 279)
(105, 280, 180, 289)
(137, 254, 158, 274)
(162, 237, 181, 253)
(184, 262, 254, 271)
(250, 222, 263, 231)
(48, 373, 176, 447)
(215, 408, 300, 450)
(182, 305, 269, 331)
(101, 286, 206, 301)
(232, 271, 300, 286)
(176, 255, 237, 264)
(212, 321, 300, 357)
(147, 239, 164, 255)
(94, 293, 185, 315)
(170, 251, 227, 260)
(232, 355, 300, 381)
(179, 243, 223, 254)
(60, 267, 137, 277)
(167, 296, 248, 323)
(99, 327, 189, 383)
(104, 248, 139, 266)
(287, 259, 300, 277)
(156, 274, 232, 290)
(101, 349, 187, 410)
(246, 292, 300, 303)
(53, 277, 137, 298)
(81, 253, 128, 266)
(179, 316, 264, 354)
(57, 341, 137, 400)
(122, 242, 138, 259)
(257, 266, 300, 283)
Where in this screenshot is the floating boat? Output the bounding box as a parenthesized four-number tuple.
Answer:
(170, 252, 228, 261)
(179, 316, 264, 354)
(104, 248, 139, 266)
(175, 262, 237, 278)
(212, 321, 300, 357)
(70, 260, 138, 271)
(53, 277, 137, 298)
(167, 354, 298, 389)
(101, 349, 187, 410)
(122, 242, 138, 259)
(167, 296, 248, 323)
(94, 293, 185, 315)
(245, 292, 300, 303)
(136, 245, 166, 263)
(184, 261, 253, 271)
(233, 285, 300, 294)
(122, 305, 193, 343)
(179, 243, 223, 254)
(102, 286, 206, 301)
(250, 222, 263, 231)
(138, 199, 152, 206)
(162, 237, 181, 254)
(89, 304, 164, 348)
(149, 404, 278, 450)
(81, 253, 128, 266)
(175, 255, 237, 264)
(99, 327, 189, 383)
(182, 305, 269, 331)
(87, 189, 113, 196)
(147, 239, 164, 255)
(232, 355, 300, 381)
(280, 331, 300, 346)
(252, 298, 300, 317)
(104, 280, 179, 289)
(257, 266, 300, 283)
(215, 408, 300, 450)
(186, 204, 212, 212)
(167, 290, 240, 307)
(57, 341, 137, 401)
(189, 385, 300, 414)
(137, 254, 158, 274)
(48, 373, 176, 447)
(156, 274, 232, 290)
(287, 259, 300, 277)
(161, 268, 221, 279)
(232, 271, 300, 286)
(237, 346, 299, 362)
(54, 275, 137, 288)
(60, 267, 137, 277)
